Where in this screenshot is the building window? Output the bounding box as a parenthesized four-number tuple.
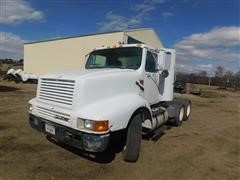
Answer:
(127, 36, 142, 44)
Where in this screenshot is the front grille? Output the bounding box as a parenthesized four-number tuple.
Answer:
(37, 106, 70, 122)
(39, 78, 75, 106)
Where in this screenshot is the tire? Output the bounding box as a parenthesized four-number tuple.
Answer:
(183, 99, 191, 121)
(173, 103, 185, 126)
(123, 113, 142, 162)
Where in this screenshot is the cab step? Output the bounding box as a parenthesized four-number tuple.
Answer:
(151, 125, 168, 141)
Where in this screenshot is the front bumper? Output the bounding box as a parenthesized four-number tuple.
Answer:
(28, 114, 109, 152)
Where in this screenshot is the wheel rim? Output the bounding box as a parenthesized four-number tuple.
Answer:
(186, 104, 191, 117)
(179, 107, 184, 122)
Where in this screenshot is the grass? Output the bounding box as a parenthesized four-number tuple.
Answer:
(200, 90, 226, 98)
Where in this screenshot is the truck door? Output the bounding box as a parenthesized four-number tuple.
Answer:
(160, 50, 175, 101)
(143, 51, 160, 105)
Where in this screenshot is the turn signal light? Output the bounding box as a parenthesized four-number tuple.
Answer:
(93, 121, 109, 132)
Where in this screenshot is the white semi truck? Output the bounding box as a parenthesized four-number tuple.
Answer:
(28, 44, 191, 162)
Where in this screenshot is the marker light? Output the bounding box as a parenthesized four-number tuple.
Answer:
(28, 103, 33, 113)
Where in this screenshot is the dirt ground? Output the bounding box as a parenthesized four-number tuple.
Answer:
(0, 81, 239, 180)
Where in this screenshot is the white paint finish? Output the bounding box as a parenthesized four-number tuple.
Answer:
(77, 94, 150, 132)
(29, 44, 176, 134)
(142, 48, 161, 105)
(144, 72, 161, 105)
(159, 49, 176, 101)
(29, 98, 71, 128)
(142, 48, 176, 104)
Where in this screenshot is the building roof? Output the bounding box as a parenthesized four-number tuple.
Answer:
(24, 28, 155, 45)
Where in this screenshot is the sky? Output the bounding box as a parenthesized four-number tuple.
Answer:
(0, 0, 239, 75)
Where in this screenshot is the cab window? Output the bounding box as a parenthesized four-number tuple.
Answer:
(86, 47, 142, 70)
(145, 51, 157, 72)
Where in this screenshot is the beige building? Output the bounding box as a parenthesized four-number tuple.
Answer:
(24, 28, 163, 75)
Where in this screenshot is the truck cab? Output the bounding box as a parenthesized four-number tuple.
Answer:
(28, 44, 191, 162)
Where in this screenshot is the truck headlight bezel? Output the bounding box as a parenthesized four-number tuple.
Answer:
(77, 118, 109, 132)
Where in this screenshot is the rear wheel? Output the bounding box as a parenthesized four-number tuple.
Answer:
(123, 113, 142, 162)
(173, 103, 185, 126)
(183, 100, 191, 121)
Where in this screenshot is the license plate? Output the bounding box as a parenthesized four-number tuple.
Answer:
(45, 123, 55, 135)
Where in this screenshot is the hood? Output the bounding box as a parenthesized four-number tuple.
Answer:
(38, 68, 141, 111)
(40, 68, 136, 81)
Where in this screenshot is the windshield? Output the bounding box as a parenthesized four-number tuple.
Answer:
(85, 47, 142, 69)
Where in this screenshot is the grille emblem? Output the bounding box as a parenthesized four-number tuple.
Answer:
(54, 115, 69, 121)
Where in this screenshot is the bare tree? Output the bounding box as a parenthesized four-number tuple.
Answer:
(199, 70, 207, 77)
(224, 70, 234, 88)
(234, 71, 240, 90)
(225, 70, 234, 79)
(235, 70, 240, 78)
(215, 66, 225, 78)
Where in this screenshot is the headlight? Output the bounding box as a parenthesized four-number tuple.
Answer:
(77, 118, 109, 132)
(28, 104, 33, 113)
(85, 119, 94, 129)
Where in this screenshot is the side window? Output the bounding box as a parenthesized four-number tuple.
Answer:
(87, 55, 106, 68)
(145, 51, 157, 72)
(95, 55, 106, 66)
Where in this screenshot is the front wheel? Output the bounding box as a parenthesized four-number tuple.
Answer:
(123, 113, 142, 162)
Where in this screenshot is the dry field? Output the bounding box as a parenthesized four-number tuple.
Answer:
(0, 81, 239, 180)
